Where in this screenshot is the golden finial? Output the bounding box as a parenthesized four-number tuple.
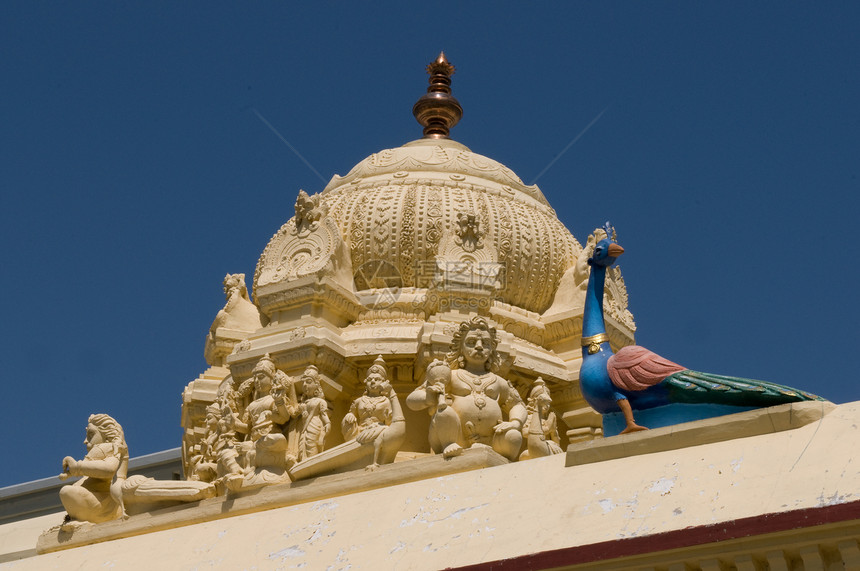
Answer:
(412, 52, 463, 139)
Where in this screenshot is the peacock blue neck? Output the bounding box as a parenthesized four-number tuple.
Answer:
(583, 263, 607, 339)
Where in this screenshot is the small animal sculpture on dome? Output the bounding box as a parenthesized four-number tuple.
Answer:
(407, 317, 527, 461)
(520, 378, 563, 460)
(58, 414, 128, 527)
(205, 273, 264, 365)
(341, 355, 406, 470)
(578, 222, 825, 436)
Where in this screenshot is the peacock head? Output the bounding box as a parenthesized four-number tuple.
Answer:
(588, 221, 625, 268)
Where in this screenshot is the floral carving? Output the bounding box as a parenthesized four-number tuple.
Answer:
(454, 211, 484, 253)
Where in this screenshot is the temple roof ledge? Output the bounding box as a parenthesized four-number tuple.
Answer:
(566, 400, 838, 467)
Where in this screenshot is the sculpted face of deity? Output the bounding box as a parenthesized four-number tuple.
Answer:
(84, 423, 104, 451)
(536, 390, 552, 415)
(254, 370, 273, 394)
(462, 329, 494, 371)
(204, 408, 219, 431)
(364, 371, 386, 397)
(301, 367, 323, 398)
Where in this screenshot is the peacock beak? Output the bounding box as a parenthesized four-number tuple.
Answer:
(608, 244, 625, 257)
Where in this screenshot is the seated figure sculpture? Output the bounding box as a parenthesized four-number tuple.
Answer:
(342, 355, 406, 470)
(187, 403, 221, 482)
(228, 353, 299, 488)
(59, 414, 128, 525)
(407, 317, 527, 461)
(288, 356, 405, 479)
(520, 378, 563, 460)
(297, 366, 331, 461)
(188, 403, 244, 493)
(58, 414, 218, 523)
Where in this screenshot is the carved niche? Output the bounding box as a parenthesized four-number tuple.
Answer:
(254, 189, 356, 319)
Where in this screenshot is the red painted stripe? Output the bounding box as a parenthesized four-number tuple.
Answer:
(450, 500, 860, 570)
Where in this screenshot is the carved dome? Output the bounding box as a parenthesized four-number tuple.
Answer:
(253, 54, 590, 317)
(307, 137, 582, 314)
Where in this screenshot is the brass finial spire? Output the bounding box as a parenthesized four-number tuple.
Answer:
(412, 52, 463, 139)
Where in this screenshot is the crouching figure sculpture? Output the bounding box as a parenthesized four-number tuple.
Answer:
(58, 414, 215, 526)
(59, 414, 128, 525)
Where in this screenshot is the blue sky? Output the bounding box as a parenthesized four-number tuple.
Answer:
(2, 4, 858, 487)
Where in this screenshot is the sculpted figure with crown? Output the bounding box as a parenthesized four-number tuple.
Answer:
(342, 355, 406, 470)
(408, 317, 527, 461)
(224, 353, 300, 488)
(520, 378, 563, 460)
(187, 403, 244, 493)
(297, 365, 331, 461)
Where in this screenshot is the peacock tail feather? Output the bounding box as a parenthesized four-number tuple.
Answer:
(664, 370, 824, 407)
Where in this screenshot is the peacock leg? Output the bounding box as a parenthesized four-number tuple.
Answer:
(617, 399, 648, 434)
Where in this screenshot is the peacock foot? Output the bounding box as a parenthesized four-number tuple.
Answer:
(620, 423, 649, 434)
(442, 443, 463, 459)
(364, 463, 380, 472)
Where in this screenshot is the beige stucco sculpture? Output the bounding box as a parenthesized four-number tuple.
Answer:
(187, 403, 244, 493)
(520, 378, 563, 460)
(342, 355, 406, 470)
(408, 317, 527, 461)
(59, 414, 129, 525)
(288, 356, 405, 480)
(59, 414, 216, 526)
(227, 353, 300, 489)
(297, 366, 331, 461)
(204, 273, 264, 366)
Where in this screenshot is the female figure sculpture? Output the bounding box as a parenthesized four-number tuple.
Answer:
(342, 355, 406, 470)
(297, 366, 331, 461)
(407, 317, 527, 461)
(59, 414, 128, 524)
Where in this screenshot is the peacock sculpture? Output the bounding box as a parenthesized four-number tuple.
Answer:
(579, 222, 824, 436)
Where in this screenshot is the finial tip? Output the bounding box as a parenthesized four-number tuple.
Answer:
(413, 53, 462, 139)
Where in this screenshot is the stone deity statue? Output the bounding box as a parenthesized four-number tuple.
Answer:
(342, 355, 406, 470)
(407, 317, 527, 461)
(520, 378, 563, 460)
(59, 414, 128, 525)
(227, 353, 299, 488)
(297, 366, 331, 461)
(188, 403, 244, 492)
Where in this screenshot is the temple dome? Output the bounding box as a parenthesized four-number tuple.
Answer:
(253, 54, 589, 317)
(309, 137, 582, 314)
